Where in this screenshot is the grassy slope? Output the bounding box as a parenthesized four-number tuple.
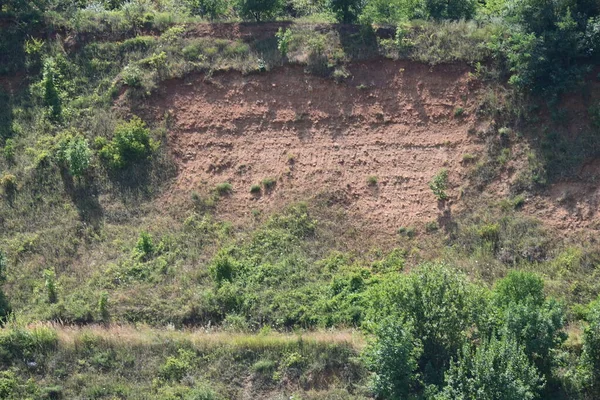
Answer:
(1, 10, 600, 399)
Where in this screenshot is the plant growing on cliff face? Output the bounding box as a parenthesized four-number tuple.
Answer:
(429, 169, 449, 200)
(275, 28, 293, 58)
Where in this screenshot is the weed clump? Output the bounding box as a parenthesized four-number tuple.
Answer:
(429, 169, 449, 200)
(215, 182, 232, 196)
(262, 177, 277, 191)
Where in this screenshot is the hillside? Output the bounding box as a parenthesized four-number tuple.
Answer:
(2, 1, 600, 398)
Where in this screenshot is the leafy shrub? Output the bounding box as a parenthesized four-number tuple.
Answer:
(55, 132, 92, 178)
(0, 174, 17, 195)
(185, 0, 228, 20)
(0, 326, 58, 364)
(235, 0, 282, 21)
(3, 139, 15, 163)
(44, 269, 58, 304)
(134, 231, 155, 260)
(436, 334, 544, 400)
(329, 0, 363, 23)
(210, 252, 236, 285)
(367, 176, 378, 186)
(97, 116, 158, 170)
(160, 349, 197, 381)
(491, 272, 566, 376)
(250, 184, 261, 194)
(365, 264, 480, 386)
(363, 318, 422, 398)
(41, 58, 62, 122)
(275, 28, 293, 58)
(423, 0, 476, 20)
(429, 169, 449, 200)
(580, 296, 600, 396)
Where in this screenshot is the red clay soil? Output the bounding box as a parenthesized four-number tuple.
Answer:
(148, 59, 486, 234)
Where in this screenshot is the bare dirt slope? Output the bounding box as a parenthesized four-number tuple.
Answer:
(149, 59, 485, 234)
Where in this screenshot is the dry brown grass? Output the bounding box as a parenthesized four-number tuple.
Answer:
(27, 322, 367, 350)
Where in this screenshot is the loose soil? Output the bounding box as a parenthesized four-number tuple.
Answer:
(148, 59, 484, 235)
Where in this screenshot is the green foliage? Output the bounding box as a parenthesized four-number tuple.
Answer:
(423, 0, 476, 20)
(580, 296, 600, 396)
(492, 272, 567, 376)
(276, 28, 293, 58)
(134, 231, 155, 261)
(367, 175, 378, 186)
(56, 133, 92, 178)
(44, 269, 58, 304)
(185, 0, 228, 20)
(3, 139, 15, 163)
(98, 292, 109, 322)
(0, 325, 58, 365)
(235, 0, 282, 21)
(1, 174, 18, 197)
(365, 264, 480, 386)
(363, 318, 422, 399)
(41, 58, 62, 122)
(436, 334, 544, 400)
(215, 182, 232, 195)
(209, 252, 236, 285)
(160, 348, 197, 381)
(97, 116, 158, 170)
(429, 169, 448, 200)
(329, 0, 363, 22)
(359, 0, 422, 25)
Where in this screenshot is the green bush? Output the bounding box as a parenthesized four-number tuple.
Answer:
(160, 349, 197, 382)
(366, 263, 481, 386)
(429, 169, 449, 201)
(363, 318, 421, 398)
(44, 269, 58, 304)
(55, 133, 92, 178)
(491, 272, 566, 376)
(436, 334, 544, 400)
(134, 231, 155, 260)
(41, 58, 62, 122)
(185, 0, 228, 20)
(580, 296, 600, 396)
(235, 0, 282, 21)
(329, 0, 363, 23)
(97, 116, 158, 170)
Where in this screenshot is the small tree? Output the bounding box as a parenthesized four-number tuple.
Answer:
(41, 58, 62, 122)
(436, 334, 545, 400)
(363, 318, 422, 399)
(429, 169, 449, 200)
(185, 0, 228, 20)
(236, 0, 282, 21)
(56, 133, 92, 179)
(329, 0, 364, 23)
(491, 271, 567, 376)
(580, 296, 600, 395)
(97, 116, 157, 170)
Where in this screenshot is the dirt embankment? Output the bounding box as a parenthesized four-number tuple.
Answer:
(147, 59, 485, 234)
